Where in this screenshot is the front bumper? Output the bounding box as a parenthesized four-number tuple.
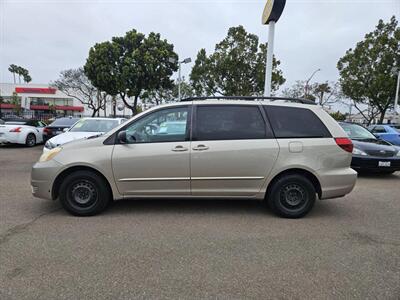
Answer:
(351, 155, 400, 172)
(31, 159, 63, 200)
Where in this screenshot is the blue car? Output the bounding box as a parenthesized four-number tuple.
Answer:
(368, 124, 400, 146)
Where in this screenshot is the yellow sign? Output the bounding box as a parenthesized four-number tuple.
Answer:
(262, 0, 274, 25)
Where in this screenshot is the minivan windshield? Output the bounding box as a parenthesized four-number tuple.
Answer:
(69, 119, 119, 133)
(340, 123, 377, 140)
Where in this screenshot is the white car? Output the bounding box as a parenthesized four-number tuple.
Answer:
(43, 117, 126, 152)
(0, 119, 47, 147)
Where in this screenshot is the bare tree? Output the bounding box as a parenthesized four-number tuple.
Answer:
(52, 68, 108, 117)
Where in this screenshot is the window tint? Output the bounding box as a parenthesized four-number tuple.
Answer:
(195, 105, 267, 140)
(264, 106, 331, 138)
(124, 106, 189, 143)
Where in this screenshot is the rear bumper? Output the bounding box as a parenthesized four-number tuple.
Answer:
(318, 167, 357, 200)
(31, 160, 63, 200)
(0, 133, 24, 144)
(351, 156, 400, 172)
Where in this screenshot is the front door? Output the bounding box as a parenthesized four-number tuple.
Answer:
(190, 104, 279, 196)
(112, 105, 191, 196)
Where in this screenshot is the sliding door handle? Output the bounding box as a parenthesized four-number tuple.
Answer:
(192, 145, 209, 151)
(172, 145, 188, 152)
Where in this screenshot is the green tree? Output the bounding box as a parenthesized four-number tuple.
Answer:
(282, 80, 316, 101)
(190, 25, 285, 96)
(142, 77, 194, 105)
(84, 29, 178, 115)
(8, 64, 19, 84)
(53, 68, 109, 117)
(330, 111, 347, 121)
(8, 65, 31, 83)
(10, 92, 21, 114)
(337, 16, 400, 124)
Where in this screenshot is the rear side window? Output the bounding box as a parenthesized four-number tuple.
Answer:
(264, 106, 331, 138)
(195, 105, 269, 140)
(370, 126, 387, 133)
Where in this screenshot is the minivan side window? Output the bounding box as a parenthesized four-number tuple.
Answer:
(195, 105, 268, 141)
(264, 106, 331, 138)
(124, 106, 189, 143)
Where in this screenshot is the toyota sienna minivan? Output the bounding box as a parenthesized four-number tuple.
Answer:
(31, 97, 357, 218)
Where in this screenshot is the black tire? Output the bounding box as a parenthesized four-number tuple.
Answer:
(25, 133, 36, 147)
(59, 170, 111, 216)
(268, 174, 316, 218)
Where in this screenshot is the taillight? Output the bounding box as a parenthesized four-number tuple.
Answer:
(335, 137, 354, 153)
(43, 128, 51, 134)
(9, 127, 22, 133)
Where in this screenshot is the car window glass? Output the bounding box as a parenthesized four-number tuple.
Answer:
(196, 105, 267, 140)
(371, 126, 387, 133)
(264, 106, 331, 138)
(340, 123, 377, 140)
(124, 106, 189, 143)
(69, 119, 119, 132)
(50, 118, 79, 126)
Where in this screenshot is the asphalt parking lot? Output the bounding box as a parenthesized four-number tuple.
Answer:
(0, 145, 399, 299)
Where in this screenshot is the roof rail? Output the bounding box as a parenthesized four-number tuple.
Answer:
(180, 96, 317, 105)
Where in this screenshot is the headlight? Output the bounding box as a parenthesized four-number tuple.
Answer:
(353, 148, 368, 156)
(397, 151, 400, 157)
(39, 147, 62, 162)
(45, 140, 55, 149)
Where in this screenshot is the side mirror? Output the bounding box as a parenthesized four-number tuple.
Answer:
(63, 128, 69, 132)
(117, 130, 128, 144)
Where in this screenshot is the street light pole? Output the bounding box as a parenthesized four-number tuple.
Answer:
(264, 21, 275, 97)
(172, 57, 191, 101)
(395, 70, 400, 115)
(304, 68, 321, 99)
(178, 61, 182, 101)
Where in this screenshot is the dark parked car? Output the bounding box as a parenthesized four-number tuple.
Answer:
(43, 117, 80, 142)
(340, 122, 400, 174)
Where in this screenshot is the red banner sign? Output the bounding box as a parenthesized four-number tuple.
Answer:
(15, 87, 56, 94)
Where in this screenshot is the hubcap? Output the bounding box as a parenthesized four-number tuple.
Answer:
(70, 181, 97, 205)
(28, 135, 35, 146)
(280, 183, 307, 209)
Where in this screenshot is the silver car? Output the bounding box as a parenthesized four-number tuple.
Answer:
(31, 97, 357, 218)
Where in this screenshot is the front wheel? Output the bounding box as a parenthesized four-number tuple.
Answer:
(59, 170, 111, 216)
(268, 174, 316, 218)
(25, 133, 36, 147)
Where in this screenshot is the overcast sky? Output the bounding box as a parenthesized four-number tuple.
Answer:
(1, 0, 399, 93)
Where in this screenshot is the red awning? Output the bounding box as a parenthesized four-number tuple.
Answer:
(55, 105, 84, 112)
(30, 105, 50, 110)
(0, 103, 16, 109)
(29, 105, 84, 112)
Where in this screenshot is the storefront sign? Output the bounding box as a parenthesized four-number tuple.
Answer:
(15, 87, 57, 94)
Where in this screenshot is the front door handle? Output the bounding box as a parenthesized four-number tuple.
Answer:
(172, 145, 188, 152)
(192, 144, 209, 151)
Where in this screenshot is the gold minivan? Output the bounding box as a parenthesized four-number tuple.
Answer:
(31, 97, 357, 218)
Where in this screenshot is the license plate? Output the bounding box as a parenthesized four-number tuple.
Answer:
(378, 161, 391, 167)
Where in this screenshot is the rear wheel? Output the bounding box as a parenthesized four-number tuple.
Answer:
(59, 170, 111, 216)
(25, 133, 36, 147)
(268, 174, 316, 218)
